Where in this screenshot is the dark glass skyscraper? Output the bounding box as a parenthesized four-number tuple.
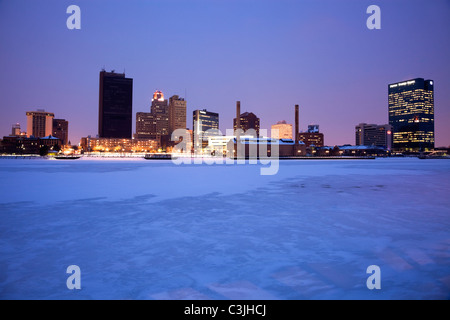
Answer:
(193, 109, 219, 135)
(98, 71, 133, 139)
(388, 78, 434, 152)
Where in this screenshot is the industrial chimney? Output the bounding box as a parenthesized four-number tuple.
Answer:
(236, 101, 241, 140)
(295, 104, 299, 144)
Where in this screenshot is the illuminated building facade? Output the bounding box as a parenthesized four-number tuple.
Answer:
(193, 109, 219, 150)
(80, 137, 159, 153)
(271, 121, 293, 139)
(135, 112, 156, 139)
(151, 90, 169, 136)
(388, 78, 434, 152)
(26, 110, 54, 138)
(52, 119, 69, 145)
(234, 112, 260, 136)
(10, 123, 26, 137)
(193, 109, 219, 135)
(98, 70, 133, 139)
(355, 123, 392, 150)
(169, 95, 187, 136)
(298, 125, 324, 148)
(135, 90, 175, 140)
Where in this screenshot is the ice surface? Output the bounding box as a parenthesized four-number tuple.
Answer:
(0, 157, 449, 299)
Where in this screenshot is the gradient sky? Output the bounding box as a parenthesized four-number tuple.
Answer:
(1, 0, 449, 147)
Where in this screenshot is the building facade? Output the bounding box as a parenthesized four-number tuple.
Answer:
(150, 90, 169, 137)
(169, 95, 187, 136)
(388, 78, 434, 152)
(355, 123, 392, 150)
(193, 109, 220, 150)
(80, 137, 159, 153)
(135, 112, 156, 140)
(234, 112, 260, 136)
(98, 70, 133, 139)
(53, 119, 69, 145)
(193, 109, 219, 136)
(271, 121, 293, 139)
(26, 110, 54, 138)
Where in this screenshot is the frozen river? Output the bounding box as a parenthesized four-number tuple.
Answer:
(0, 157, 449, 299)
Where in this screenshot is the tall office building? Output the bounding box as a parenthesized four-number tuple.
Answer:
(151, 90, 169, 136)
(388, 78, 434, 152)
(271, 120, 293, 139)
(355, 123, 392, 150)
(135, 112, 156, 139)
(193, 109, 219, 135)
(53, 119, 69, 145)
(169, 95, 187, 135)
(98, 70, 133, 139)
(233, 112, 260, 136)
(193, 109, 219, 150)
(26, 110, 54, 138)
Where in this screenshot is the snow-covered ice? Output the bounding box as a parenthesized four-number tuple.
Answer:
(0, 157, 449, 299)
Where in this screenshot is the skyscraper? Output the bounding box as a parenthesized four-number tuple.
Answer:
(169, 95, 187, 136)
(53, 119, 69, 145)
(233, 112, 260, 136)
(193, 109, 219, 135)
(26, 110, 54, 138)
(193, 109, 219, 151)
(98, 70, 133, 139)
(135, 112, 156, 139)
(388, 78, 434, 152)
(151, 90, 169, 136)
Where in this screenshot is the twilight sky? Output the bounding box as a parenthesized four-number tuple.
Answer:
(0, 0, 449, 146)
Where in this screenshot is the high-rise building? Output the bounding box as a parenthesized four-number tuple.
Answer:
(388, 78, 434, 152)
(193, 109, 219, 136)
(26, 110, 54, 138)
(98, 70, 133, 139)
(135, 90, 172, 140)
(150, 90, 169, 136)
(233, 112, 260, 136)
(53, 119, 69, 145)
(355, 123, 392, 150)
(169, 95, 187, 136)
(135, 112, 156, 139)
(271, 120, 293, 139)
(193, 109, 219, 150)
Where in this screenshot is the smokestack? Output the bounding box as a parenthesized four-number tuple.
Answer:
(236, 101, 241, 140)
(295, 104, 299, 143)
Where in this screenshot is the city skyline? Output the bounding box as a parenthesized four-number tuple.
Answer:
(1, 0, 449, 147)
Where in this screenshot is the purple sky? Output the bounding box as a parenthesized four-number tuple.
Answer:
(1, 0, 449, 147)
